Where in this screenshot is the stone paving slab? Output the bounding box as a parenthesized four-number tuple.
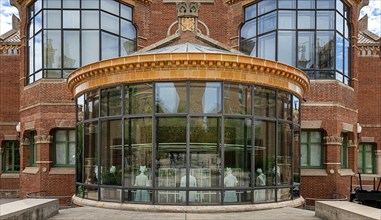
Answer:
(51, 206, 321, 220)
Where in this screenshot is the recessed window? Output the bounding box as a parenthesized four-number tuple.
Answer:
(301, 130, 323, 168)
(2, 141, 20, 173)
(54, 130, 75, 166)
(358, 143, 375, 174)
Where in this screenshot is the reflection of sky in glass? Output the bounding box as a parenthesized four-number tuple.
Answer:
(35, 33, 42, 71)
(156, 83, 180, 113)
(202, 82, 221, 113)
(336, 34, 344, 73)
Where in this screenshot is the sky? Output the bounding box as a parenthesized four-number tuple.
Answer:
(0, 0, 380, 36)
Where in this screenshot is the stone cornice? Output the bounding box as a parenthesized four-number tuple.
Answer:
(324, 136, 343, 145)
(67, 53, 309, 99)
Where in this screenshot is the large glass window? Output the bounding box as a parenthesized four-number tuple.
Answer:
(76, 81, 301, 205)
(27, 0, 137, 84)
(2, 141, 20, 173)
(240, 0, 351, 85)
(54, 129, 75, 166)
(358, 143, 375, 174)
(300, 130, 323, 168)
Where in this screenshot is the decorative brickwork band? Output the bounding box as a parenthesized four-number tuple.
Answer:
(324, 136, 343, 145)
(34, 135, 53, 144)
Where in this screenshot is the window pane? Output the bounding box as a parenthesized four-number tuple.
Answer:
(278, 31, 296, 66)
(82, 0, 99, 9)
(63, 0, 79, 8)
(279, 0, 296, 8)
(44, 30, 61, 69)
(258, 0, 275, 15)
(277, 91, 292, 121)
(316, 31, 334, 70)
(344, 39, 349, 76)
(102, 0, 120, 15)
(69, 143, 75, 165)
(298, 11, 315, 29)
(29, 39, 34, 74)
(241, 38, 256, 56)
(241, 19, 256, 40)
(317, 11, 334, 29)
(224, 83, 251, 115)
(56, 130, 68, 141)
(55, 143, 67, 164)
(102, 12, 119, 34)
(245, 4, 256, 21)
(44, 0, 61, 8)
(121, 20, 136, 40)
(293, 96, 300, 124)
(35, 12, 42, 33)
(101, 120, 123, 186)
(337, 0, 344, 14)
(258, 32, 275, 60)
(69, 130, 75, 141)
(124, 118, 152, 188)
(85, 90, 100, 119)
(77, 95, 85, 122)
(317, 0, 334, 8)
(155, 82, 187, 113)
(101, 86, 122, 116)
(190, 82, 222, 114)
(127, 83, 153, 115)
(102, 32, 119, 60)
(82, 31, 100, 66)
(44, 10, 61, 28)
(121, 38, 135, 56)
(254, 120, 276, 186)
(224, 118, 252, 188)
(297, 32, 314, 69)
(336, 34, 344, 73)
(310, 144, 322, 166)
(258, 12, 276, 34)
(310, 131, 321, 143)
(301, 144, 308, 166)
(29, 19, 34, 38)
(35, 32, 42, 71)
(298, 0, 315, 9)
(336, 13, 344, 34)
(82, 11, 99, 29)
(63, 11, 80, 28)
(63, 31, 80, 68)
(277, 123, 292, 186)
(254, 86, 276, 118)
(190, 117, 221, 187)
(155, 117, 187, 188)
(279, 11, 296, 29)
(121, 4, 132, 20)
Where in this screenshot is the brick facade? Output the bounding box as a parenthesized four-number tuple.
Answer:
(1, 0, 380, 205)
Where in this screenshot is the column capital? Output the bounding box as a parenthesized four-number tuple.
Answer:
(34, 135, 53, 144)
(324, 136, 343, 145)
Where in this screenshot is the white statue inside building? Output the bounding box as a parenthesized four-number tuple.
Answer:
(224, 167, 238, 202)
(179, 172, 197, 203)
(255, 168, 266, 201)
(134, 166, 150, 201)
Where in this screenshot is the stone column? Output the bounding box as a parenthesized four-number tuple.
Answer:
(375, 150, 381, 176)
(324, 135, 343, 195)
(35, 135, 53, 174)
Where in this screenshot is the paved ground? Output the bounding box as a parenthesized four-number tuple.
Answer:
(51, 206, 320, 220)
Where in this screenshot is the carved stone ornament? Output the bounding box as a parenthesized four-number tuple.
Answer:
(176, 0, 200, 17)
(181, 17, 195, 32)
(324, 136, 343, 144)
(34, 135, 53, 144)
(348, 139, 357, 147)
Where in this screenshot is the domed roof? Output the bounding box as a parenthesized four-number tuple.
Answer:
(134, 42, 241, 55)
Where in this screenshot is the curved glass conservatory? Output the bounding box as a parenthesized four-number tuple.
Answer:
(69, 44, 309, 206)
(240, 0, 351, 85)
